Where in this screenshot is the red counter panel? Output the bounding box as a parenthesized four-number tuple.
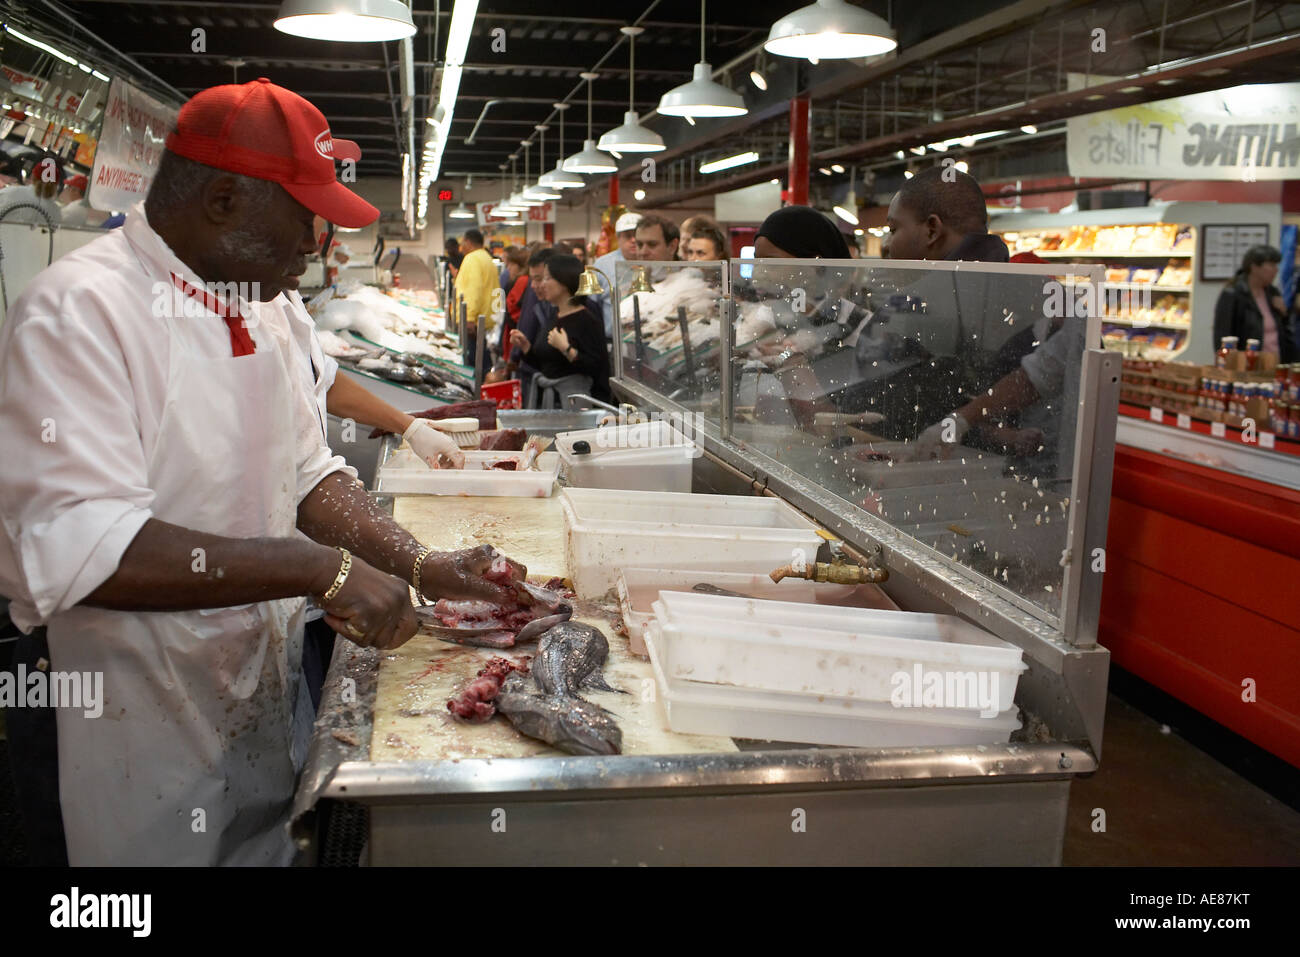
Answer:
(1100, 446, 1300, 767)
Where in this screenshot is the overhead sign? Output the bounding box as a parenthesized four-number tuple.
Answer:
(1066, 82, 1300, 181)
(476, 201, 555, 224)
(89, 77, 178, 212)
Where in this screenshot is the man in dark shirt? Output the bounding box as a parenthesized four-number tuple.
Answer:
(883, 166, 1008, 263)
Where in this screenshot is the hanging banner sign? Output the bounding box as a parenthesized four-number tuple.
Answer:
(476, 200, 556, 225)
(1066, 82, 1300, 181)
(88, 77, 178, 211)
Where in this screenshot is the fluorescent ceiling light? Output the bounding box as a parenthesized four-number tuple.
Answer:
(818, 167, 833, 175)
(274, 0, 416, 41)
(699, 150, 760, 174)
(765, 0, 898, 60)
(421, 0, 479, 183)
(831, 163, 845, 173)
(909, 146, 926, 155)
(1020, 124, 1038, 134)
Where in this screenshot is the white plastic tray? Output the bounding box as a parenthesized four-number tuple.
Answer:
(615, 567, 899, 657)
(556, 420, 696, 493)
(645, 622, 1021, 748)
(651, 590, 1025, 713)
(378, 448, 560, 497)
(560, 488, 824, 598)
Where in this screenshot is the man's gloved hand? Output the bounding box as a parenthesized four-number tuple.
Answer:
(913, 411, 970, 461)
(403, 419, 465, 469)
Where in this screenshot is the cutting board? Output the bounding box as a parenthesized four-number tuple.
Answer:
(374, 494, 737, 761)
(393, 494, 567, 581)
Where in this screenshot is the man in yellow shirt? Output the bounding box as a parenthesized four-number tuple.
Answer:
(453, 228, 501, 375)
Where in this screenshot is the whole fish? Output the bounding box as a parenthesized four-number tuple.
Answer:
(531, 622, 624, 698)
(495, 672, 623, 756)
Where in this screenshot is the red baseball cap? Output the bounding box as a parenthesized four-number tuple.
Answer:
(165, 77, 377, 228)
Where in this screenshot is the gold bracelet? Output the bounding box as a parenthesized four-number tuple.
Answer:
(411, 545, 432, 603)
(321, 547, 352, 603)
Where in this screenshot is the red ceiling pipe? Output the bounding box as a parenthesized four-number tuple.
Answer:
(788, 94, 810, 207)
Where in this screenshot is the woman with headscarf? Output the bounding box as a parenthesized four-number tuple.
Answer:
(754, 205, 851, 260)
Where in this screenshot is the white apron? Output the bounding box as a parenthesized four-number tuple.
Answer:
(49, 307, 313, 866)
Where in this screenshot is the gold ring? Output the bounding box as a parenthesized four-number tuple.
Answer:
(344, 622, 365, 640)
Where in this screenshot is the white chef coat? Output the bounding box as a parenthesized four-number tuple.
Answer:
(0, 203, 353, 864)
(266, 290, 339, 437)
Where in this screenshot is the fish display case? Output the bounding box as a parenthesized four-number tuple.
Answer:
(291, 257, 1119, 866)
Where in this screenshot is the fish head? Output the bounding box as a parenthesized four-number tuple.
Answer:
(557, 700, 623, 755)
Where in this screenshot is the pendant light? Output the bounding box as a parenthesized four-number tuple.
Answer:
(539, 104, 586, 189)
(274, 0, 416, 42)
(506, 154, 542, 208)
(492, 164, 520, 220)
(564, 73, 618, 174)
(522, 137, 562, 200)
(598, 27, 665, 154)
(833, 166, 860, 225)
(657, 0, 748, 118)
(764, 0, 897, 60)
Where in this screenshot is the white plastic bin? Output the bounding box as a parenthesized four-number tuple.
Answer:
(555, 419, 696, 493)
(651, 590, 1025, 713)
(560, 488, 824, 598)
(377, 449, 560, 497)
(615, 567, 899, 657)
(645, 622, 1021, 748)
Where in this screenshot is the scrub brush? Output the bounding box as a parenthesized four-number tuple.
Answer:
(424, 417, 480, 448)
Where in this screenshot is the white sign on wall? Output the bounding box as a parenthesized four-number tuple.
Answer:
(1066, 82, 1300, 181)
(89, 77, 178, 211)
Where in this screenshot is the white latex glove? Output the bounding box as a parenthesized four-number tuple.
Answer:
(403, 419, 466, 469)
(547, 326, 571, 354)
(913, 412, 970, 461)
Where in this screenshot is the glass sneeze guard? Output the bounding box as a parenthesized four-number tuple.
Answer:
(615, 256, 1107, 630)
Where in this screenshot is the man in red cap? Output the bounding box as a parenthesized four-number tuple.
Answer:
(0, 79, 524, 866)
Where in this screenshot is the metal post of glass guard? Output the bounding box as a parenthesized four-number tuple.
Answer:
(459, 300, 468, 367)
(631, 293, 647, 370)
(720, 295, 734, 441)
(475, 311, 487, 392)
(675, 305, 697, 391)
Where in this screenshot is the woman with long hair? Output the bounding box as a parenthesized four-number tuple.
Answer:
(508, 252, 610, 405)
(1213, 244, 1296, 362)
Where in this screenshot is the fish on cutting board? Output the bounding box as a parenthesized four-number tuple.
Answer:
(494, 623, 625, 755)
(416, 568, 575, 648)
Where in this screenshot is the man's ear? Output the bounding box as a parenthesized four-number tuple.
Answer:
(199, 174, 242, 226)
(924, 213, 945, 249)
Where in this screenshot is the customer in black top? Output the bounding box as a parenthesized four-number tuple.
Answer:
(1213, 244, 1297, 363)
(508, 252, 610, 404)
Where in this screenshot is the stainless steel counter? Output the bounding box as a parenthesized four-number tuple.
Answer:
(292, 435, 1100, 866)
